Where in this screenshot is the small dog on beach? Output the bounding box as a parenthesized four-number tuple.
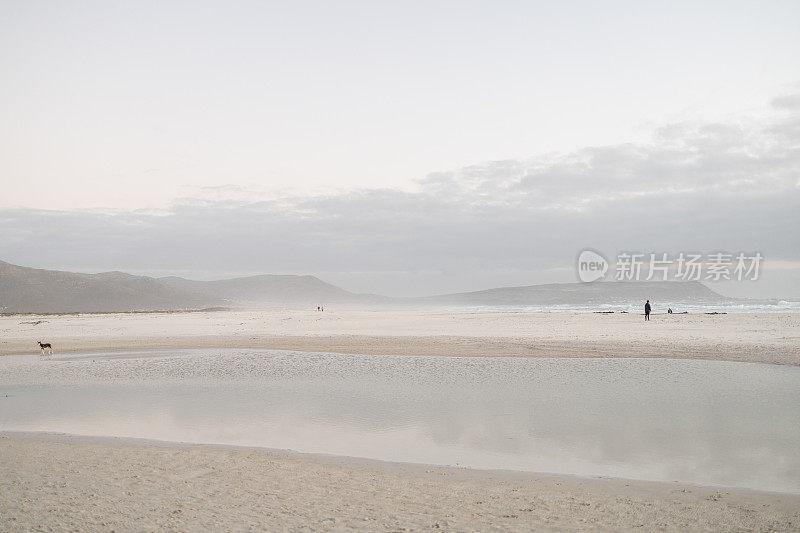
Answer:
(37, 341, 53, 355)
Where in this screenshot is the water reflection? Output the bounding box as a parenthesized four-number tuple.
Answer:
(1, 350, 798, 492)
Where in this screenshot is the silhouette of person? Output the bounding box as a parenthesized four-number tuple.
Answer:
(645, 300, 651, 321)
(667, 307, 673, 314)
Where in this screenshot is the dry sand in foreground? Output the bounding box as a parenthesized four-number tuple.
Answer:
(2, 432, 799, 532)
(1, 310, 798, 365)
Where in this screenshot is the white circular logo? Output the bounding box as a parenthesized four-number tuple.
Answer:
(577, 249, 608, 282)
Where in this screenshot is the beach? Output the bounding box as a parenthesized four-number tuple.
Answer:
(3, 432, 799, 531)
(1, 309, 799, 365)
(2, 310, 799, 531)
(4, 0, 798, 529)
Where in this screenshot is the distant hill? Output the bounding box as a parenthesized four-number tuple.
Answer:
(0, 259, 732, 313)
(0, 260, 214, 313)
(159, 274, 386, 306)
(408, 280, 731, 307)
(0, 260, 384, 313)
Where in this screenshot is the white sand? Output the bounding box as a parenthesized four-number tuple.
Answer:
(2, 432, 799, 532)
(1, 309, 798, 365)
(3, 311, 799, 530)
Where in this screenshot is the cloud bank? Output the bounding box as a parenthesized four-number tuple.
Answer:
(1, 94, 799, 296)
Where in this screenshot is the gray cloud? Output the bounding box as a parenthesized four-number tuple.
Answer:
(1, 97, 799, 296)
(772, 93, 800, 111)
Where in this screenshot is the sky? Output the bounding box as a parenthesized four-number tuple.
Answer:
(1, 1, 799, 297)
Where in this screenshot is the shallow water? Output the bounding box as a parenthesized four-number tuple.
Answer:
(1, 349, 798, 493)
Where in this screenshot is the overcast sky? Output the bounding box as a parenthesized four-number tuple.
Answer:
(1, 1, 799, 297)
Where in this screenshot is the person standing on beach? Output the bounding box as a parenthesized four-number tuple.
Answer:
(645, 300, 651, 321)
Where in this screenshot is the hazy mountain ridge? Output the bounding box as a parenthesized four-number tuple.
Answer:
(0, 260, 213, 313)
(159, 274, 388, 306)
(0, 260, 385, 313)
(410, 280, 732, 306)
(1, 259, 733, 313)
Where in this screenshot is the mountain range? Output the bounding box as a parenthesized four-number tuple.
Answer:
(0, 259, 731, 313)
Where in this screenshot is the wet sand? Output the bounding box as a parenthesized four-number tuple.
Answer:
(1, 309, 798, 365)
(3, 310, 799, 530)
(2, 432, 799, 532)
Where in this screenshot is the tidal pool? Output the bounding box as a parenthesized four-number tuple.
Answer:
(1, 349, 798, 493)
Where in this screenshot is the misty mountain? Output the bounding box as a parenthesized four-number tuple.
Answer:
(159, 275, 387, 306)
(1, 259, 732, 314)
(0, 260, 385, 313)
(0, 260, 214, 313)
(409, 280, 731, 307)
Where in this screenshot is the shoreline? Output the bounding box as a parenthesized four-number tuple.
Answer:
(2, 333, 799, 366)
(2, 335, 799, 366)
(2, 431, 799, 531)
(1, 309, 799, 366)
(6, 430, 799, 496)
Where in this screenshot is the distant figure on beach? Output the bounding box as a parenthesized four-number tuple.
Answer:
(644, 300, 651, 321)
(316, 306, 320, 311)
(667, 307, 673, 314)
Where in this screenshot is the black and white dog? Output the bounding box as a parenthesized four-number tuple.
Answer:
(37, 341, 53, 355)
